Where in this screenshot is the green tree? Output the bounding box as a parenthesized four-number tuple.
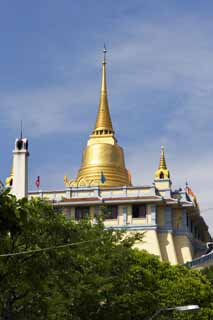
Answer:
(202, 266, 213, 285)
(0, 190, 212, 319)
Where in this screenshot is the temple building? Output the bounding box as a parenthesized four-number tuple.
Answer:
(6, 48, 211, 265)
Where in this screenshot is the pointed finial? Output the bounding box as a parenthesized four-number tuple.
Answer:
(20, 120, 23, 139)
(103, 44, 107, 64)
(92, 45, 114, 135)
(159, 145, 167, 169)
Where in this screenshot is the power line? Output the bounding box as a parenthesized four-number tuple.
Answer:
(200, 208, 213, 213)
(0, 239, 101, 258)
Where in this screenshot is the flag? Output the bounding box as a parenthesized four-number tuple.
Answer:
(185, 185, 195, 198)
(35, 176, 40, 189)
(185, 183, 199, 207)
(100, 171, 106, 184)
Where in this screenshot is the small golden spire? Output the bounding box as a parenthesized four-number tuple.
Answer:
(159, 146, 167, 169)
(6, 158, 14, 187)
(93, 45, 114, 135)
(155, 146, 170, 179)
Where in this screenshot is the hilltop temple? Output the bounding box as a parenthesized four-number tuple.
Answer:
(6, 48, 211, 265)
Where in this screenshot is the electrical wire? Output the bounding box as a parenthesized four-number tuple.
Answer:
(0, 239, 101, 258)
(200, 208, 213, 213)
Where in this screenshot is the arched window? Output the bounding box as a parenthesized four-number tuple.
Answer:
(160, 172, 164, 179)
(16, 139, 23, 150)
(9, 178, 13, 186)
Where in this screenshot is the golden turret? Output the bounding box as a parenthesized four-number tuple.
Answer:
(6, 158, 14, 187)
(74, 47, 131, 187)
(155, 146, 170, 179)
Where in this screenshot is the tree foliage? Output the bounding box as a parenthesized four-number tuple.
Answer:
(202, 266, 213, 285)
(0, 190, 212, 319)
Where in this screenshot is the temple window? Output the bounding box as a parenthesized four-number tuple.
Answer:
(75, 207, 89, 220)
(186, 214, 189, 227)
(16, 139, 23, 150)
(160, 172, 164, 179)
(194, 226, 198, 238)
(132, 205, 146, 218)
(105, 205, 118, 219)
(65, 208, 71, 219)
(190, 220, 193, 233)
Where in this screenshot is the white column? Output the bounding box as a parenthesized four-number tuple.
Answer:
(12, 138, 29, 199)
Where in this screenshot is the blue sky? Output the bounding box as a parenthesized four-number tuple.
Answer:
(0, 1, 213, 233)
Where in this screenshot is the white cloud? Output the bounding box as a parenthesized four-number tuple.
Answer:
(2, 16, 213, 140)
(0, 83, 98, 137)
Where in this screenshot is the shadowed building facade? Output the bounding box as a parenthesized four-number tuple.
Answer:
(6, 48, 211, 265)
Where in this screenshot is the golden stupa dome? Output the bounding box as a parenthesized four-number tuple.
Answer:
(74, 47, 131, 187)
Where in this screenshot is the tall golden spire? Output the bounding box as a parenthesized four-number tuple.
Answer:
(93, 45, 114, 135)
(73, 47, 131, 187)
(155, 146, 170, 179)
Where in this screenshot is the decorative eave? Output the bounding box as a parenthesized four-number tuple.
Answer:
(51, 195, 197, 208)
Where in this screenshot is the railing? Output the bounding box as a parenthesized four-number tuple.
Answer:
(186, 252, 213, 268)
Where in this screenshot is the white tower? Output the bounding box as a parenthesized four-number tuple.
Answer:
(12, 137, 29, 199)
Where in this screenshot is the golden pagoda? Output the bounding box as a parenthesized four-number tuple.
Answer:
(6, 47, 210, 267)
(155, 146, 170, 179)
(74, 47, 131, 187)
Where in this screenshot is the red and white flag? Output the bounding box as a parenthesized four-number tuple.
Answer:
(35, 176, 40, 189)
